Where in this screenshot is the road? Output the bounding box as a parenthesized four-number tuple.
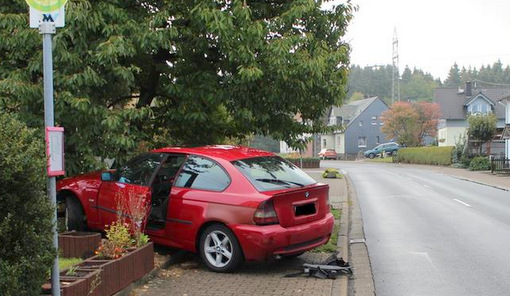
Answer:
(323, 161, 510, 296)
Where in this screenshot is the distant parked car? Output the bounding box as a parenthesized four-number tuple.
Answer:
(318, 148, 338, 160)
(364, 142, 400, 159)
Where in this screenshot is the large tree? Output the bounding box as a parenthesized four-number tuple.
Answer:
(381, 101, 440, 146)
(0, 0, 354, 174)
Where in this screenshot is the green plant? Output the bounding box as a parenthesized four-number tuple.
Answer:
(322, 168, 343, 179)
(312, 208, 340, 253)
(396, 146, 454, 166)
(115, 187, 151, 248)
(0, 113, 56, 296)
(59, 258, 82, 271)
(66, 265, 79, 277)
(469, 156, 490, 171)
(95, 222, 131, 259)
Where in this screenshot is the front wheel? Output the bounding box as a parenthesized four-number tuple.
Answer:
(65, 196, 87, 231)
(368, 153, 375, 159)
(199, 224, 243, 272)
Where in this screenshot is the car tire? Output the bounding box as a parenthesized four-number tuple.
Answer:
(199, 224, 244, 272)
(391, 150, 398, 156)
(368, 153, 375, 159)
(65, 196, 87, 231)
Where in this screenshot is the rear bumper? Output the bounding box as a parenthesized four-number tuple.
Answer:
(231, 213, 335, 261)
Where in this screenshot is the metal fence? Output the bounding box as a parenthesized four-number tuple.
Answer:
(490, 157, 510, 173)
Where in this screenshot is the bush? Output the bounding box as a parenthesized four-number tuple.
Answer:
(0, 113, 55, 296)
(469, 156, 490, 171)
(396, 146, 454, 166)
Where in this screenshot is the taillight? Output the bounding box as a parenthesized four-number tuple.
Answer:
(253, 199, 279, 225)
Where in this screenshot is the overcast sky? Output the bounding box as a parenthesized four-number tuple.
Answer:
(331, 0, 510, 80)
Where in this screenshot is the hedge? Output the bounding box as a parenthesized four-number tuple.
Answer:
(0, 113, 56, 296)
(396, 146, 454, 166)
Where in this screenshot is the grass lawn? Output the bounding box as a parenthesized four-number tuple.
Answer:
(59, 257, 82, 271)
(365, 156, 393, 163)
(312, 208, 341, 253)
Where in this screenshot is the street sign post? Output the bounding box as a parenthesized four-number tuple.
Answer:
(26, 1, 67, 296)
(27, 0, 67, 28)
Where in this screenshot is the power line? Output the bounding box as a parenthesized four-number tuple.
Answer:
(473, 79, 510, 87)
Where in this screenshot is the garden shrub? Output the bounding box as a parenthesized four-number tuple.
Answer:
(396, 146, 454, 166)
(0, 113, 55, 296)
(469, 156, 490, 171)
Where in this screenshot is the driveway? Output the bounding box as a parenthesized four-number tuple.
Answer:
(130, 252, 340, 296)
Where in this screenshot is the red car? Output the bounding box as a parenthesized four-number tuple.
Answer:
(57, 145, 334, 272)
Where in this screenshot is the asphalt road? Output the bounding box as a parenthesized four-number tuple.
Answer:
(323, 161, 510, 296)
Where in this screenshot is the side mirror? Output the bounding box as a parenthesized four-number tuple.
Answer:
(101, 172, 114, 181)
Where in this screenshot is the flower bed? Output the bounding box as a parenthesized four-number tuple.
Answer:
(41, 242, 154, 296)
(59, 231, 102, 259)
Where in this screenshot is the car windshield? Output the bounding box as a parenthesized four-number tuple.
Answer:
(232, 156, 317, 192)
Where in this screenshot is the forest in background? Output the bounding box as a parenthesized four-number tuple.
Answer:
(347, 60, 510, 104)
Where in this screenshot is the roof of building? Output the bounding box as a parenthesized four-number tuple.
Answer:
(328, 97, 384, 127)
(435, 87, 509, 120)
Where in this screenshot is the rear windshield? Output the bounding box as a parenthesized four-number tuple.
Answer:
(232, 156, 317, 192)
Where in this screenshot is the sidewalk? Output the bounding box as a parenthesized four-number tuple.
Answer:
(394, 163, 510, 191)
(304, 170, 375, 296)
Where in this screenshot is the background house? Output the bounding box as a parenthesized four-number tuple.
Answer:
(436, 82, 508, 156)
(320, 97, 388, 160)
(498, 96, 510, 158)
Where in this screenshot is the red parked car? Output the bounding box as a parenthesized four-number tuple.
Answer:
(57, 145, 334, 272)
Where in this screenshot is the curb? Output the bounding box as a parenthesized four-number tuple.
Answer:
(337, 176, 350, 296)
(344, 174, 376, 296)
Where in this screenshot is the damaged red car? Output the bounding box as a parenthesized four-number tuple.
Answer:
(57, 145, 334, 272)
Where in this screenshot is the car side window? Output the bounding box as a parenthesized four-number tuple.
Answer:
(174, 156, 231, 191)
(115, 153, 166, 186)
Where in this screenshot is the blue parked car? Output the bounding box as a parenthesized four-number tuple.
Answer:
(364, 142, 400, 159)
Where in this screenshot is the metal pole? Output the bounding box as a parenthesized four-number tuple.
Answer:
(40, 22, 61, 296)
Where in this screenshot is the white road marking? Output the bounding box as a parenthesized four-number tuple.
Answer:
(423, 184, 433, 190)
(454, 199, 472, 207)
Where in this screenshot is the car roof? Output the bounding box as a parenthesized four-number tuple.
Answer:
(151, 145, 275, 161)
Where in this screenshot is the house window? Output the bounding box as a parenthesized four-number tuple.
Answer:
(359, 121, 363, 127)
(376, 136, 380, 144)
(372, 116, 377, 125)
(358, 137, 367, 147)
(323, 139, 327, 147)
(336, 116, 343, 125)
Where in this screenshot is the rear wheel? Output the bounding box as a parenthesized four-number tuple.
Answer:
(199, 224, 243, 272)
(368, 153, 375, 159)
(65, 196, 87, 231)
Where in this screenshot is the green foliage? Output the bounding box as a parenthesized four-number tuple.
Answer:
(468, 113, 497, 155)
(348, 65, 438, 102)
(0, 0, 354, 175)
(396, 146, 454, 166)
(322, 168, 343, 179)
(469, 156, 490, 171)
(0, 112, 55, 296)
(59, 257, 82, 272)
(312, 208, 340, 253)
(451, 134, 467, 164)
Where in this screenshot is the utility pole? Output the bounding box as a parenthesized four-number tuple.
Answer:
(392, 28, 400, 104)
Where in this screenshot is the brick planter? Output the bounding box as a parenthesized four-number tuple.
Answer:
(286, 159, 321, 169)
(59, 231, 102, 259)
(42, 242, 154, 296)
